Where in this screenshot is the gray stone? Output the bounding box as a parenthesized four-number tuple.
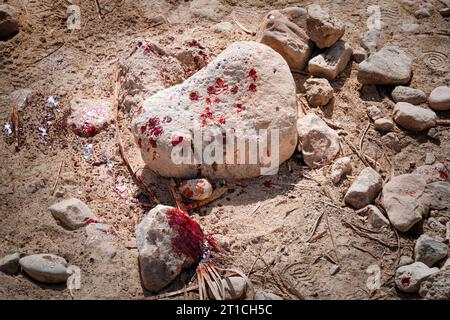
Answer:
(391, 86, 427, 105)
(0, 4, 19, 39)
(367, 105, 382, 121)
(19, 254, 69, 284)
(352, 48, 368, 63)
(207, 276, 247, 300)
(306, 4, 345, 49)
(329, 156, 352, 184)
(0, 253, 20, 275)
(415, 3, 433, 18)
(67, 98, 114, 137)
(395, 262, 439, 293)
(415, 163, 448, 183)
(254, 291, 283, 300)
(382, 174, 429, 232)
(49, 198, 98, 230)
(132, 41, 298, 179)
(297, 113, 340, 169)
(256, 8, 312, 72)
(361, 29, 380, 53)
(427, 217, 447, 233)
(374, 118, 395, 132)
(429, 86, 450, 111)
(344, 167, 383, 209)
(330, 264, 340, 275)
(357, 46, 412, 85)
(424, 181, 450, 210)
(425, 152, 436, 165)
(136, 205, 206, 292)
(401, 23, 419, 33)
(420, 268, 450, 299)
(304, 78, 334, 107)
(393, 102, 437, 132)
(308, 40, 353, 80)
(398, 255, 414, 267)
(189, 0, 225, 21)
(414, 234, 449, 267)
(367, 205, 390, 228)
(439, 7, 450, 17)
(381, 132, 402, 153)
(427, 127, 439, 139)
(212, 22, 233, 34)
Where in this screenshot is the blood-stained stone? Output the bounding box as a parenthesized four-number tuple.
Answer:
(132, 41, 298, 179)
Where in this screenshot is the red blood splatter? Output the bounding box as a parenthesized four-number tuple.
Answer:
(205, 235, 219, 253)
(236, 103, 245, 113)
(81, 123, 97, 137)
(147, 117, 163, 137)
(213, 97, 219, 103)
(136, 106, 143, 114)
(83, 217, 98, 225)
(190, 91, 200, 101)
(42, 255, 54, 261)
(206, 97, 212, 104)
(149, 138, 157, 148)
(248, 83, 257, 92)
(201, 120, 207, 127)
(182, 188, 194, 199)
(163, 116, 172, 123)
(436, 167, 448, 180)
(216, 78, 225, 87)
(207, 86, 217, 95)
(166, 208, 205, 262)
(218, 114, 226, 124)
(171, 136, 184, 146)
(201, 107, 213, 120)
(401, 276, 411, 286)
(231, 86, 239, 94)
(151, 126, 163, 137)
(249, 68, 257, 81)
(140, 125, 147, 134)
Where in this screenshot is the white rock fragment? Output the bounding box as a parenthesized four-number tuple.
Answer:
(429, 86, 450, 111)
(329, 156, 352, 184)
(67, 98, 114, 137)
(254, 291, 283, 300)
(207, 276, 248, 300)
(393, 102, 437, 132)
(395, 262, 439, 293)
(306, 4, 345, 49)
(304, 78, 334, 107)
(344, 167, 383, 209)
(48, 198, 98, 230)
(308, 40, 353, 80)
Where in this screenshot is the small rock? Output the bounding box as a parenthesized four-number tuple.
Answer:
(344, 167, 383, 209)
(415, 3, 433, 18)
(48, 198, 98, 230)
(308, 40, 353, 80)
(401, 23, 419, 33)
(304, 78, 334, 107)
(360, 29, 380, 54)
(427, 127, 439, 139)
(147, 15, 165, 27)
(297, 113, 340, 169)
(330, 264, 340, 275)
(254, 291, 283, 300)
(208, 276, 247, 300)
(54, 189, 65, 198)
(395, 262, 439, 293)
(256, 8, 312, 72)
(306, 4, 345, 49)
(425, 153, 436, 165)
(19, 254, 69, 284)
(352, 48, 368, 63)
(367, 105, 382, 121)
(329, 156, 352, 184)
(381, 132, 402, 153)
(367, 205, 390, 228)
(0, 253, 20, 275)
(424, 181, 450, 210)
(415, 162, 448, 183)
(0, 4, 19, 39)
(382, 174, 428, 232)
(67, 98, 114, 137)
(178, 178, 213, 200)
(398, 256, 414, 267)
(9, 89, 33, 110)
(189, 0, 225, 21)
(27, 183, 38, 194)
(357, 46, 412, 85)
(212, 21, 233, 34)
(429, 86, 450, 111)
(414, 234, 449, 267)
(374, 118, 395, 132)
(393, 102, 437, 132)
(391, 86, 427, 105)
(427, 217, 447, 233)
(419, 268, 450, 299)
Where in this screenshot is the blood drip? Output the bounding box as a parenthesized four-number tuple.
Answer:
(190, 91, 200, 101)
(248, 83, 257, 92)
(166, 208, 205, 262)
(236, 103, 244, 113)
(231, 86, 239, 94)
(249, 68, 257, 81)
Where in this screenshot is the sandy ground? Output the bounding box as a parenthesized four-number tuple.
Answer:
(0, 0, 449, 299)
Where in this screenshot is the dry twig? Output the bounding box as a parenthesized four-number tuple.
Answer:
(51, 161, 64, 195)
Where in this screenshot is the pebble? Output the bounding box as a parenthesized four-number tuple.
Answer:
(374, 118, 395, 132)
(306, 4, 345, 48)
(211, 22, 233, 34)
(429, 86, 450, 111)
(393, 102, 437, 132)
(391, 86, 427, 105)
(367, 105, 382, 121)
(208, 276, 247, 300)
(395, 262, 439, 293)
(427, 127, 439, 139)
(414, 234, 449, 267)
(304, 78, 334, 107)
(352, 48, 368, 63)
(398, 255, 414, 267)
(380, 132, 402, 153)
(415, 3, 433, 18)
(344, 167, 383, 209)
(0, 4, 19, 39)
(254, 291, 283, 300)
(19, 254, 69, 284)
(330, 264, 340, 275)
(424, 181, 450, 211)
(360, 29, 380, 53)
(357, 46, 412, 85)
(177, 178, 213, 200)
(367, 205, 390, 228)
(48, 198, 98, 230)
(401, 23, 419, 33)
(424, 152, 436, 165)
(9, 89, 33, 110)
(329, 156, 352, 184)
(297, 113, 340, 169)
(0, 253, 20, 275)
(308, 40, 353, 80)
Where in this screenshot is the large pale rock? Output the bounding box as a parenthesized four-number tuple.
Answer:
(424, 181, 450, 210)
(306, 4, 345, 49)
(132, 41, 298, 179)
(429, 86, 450, 111)
(382, 174, 429, 232)
(67, 98, 114, 137)
(391, 86, 427, 105)
(0, 4, 19, 39)
(329, 156, 352, 184)
(256, 8, 312, 71)
(0, 253, 20, 275)
(297, 113, 340, 168)
(357, 46, 412, 85)
(308, 40, 353, 80)
(393, 102, 437, 132)
(49, 198, 98, 230)
(344, 167, 383, 209)
(19, 254, 69, 284)
(207, 276, 247, 300)
(420, 268, 450, 299)
(136, 205, 206, 292)
(304, 78, 334, 107)
(395, 262, 439, 293)
(414, 234, 449, 267)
